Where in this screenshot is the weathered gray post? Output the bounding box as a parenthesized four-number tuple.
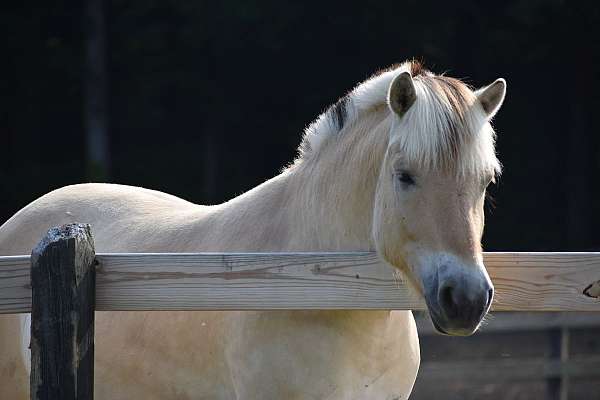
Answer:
(30, 224, 96, 400)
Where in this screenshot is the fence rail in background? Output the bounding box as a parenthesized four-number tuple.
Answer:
(1, 251, 600, 314)
(419, 355, 600, 381)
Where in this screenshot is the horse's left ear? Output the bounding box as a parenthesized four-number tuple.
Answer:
(476, 78, 506, 119)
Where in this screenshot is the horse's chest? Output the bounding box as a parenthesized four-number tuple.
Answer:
(92, 310, 419, 399)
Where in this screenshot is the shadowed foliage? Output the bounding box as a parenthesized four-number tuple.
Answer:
(0, 1, 599, 253)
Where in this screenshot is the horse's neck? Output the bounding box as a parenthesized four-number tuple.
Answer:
(204, 109, 391, 252)
(195, 111, 398, 328)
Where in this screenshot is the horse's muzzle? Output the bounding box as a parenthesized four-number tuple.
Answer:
(421, 261, 494, 336)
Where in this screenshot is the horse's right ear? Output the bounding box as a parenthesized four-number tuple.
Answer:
(476, 78, 506, 119)
(388, 72, 416, 117)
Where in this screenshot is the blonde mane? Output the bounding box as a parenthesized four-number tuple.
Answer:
(299, 60, 501, 178)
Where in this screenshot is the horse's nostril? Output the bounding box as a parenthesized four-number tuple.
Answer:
(439, 285, 459, 319)
(486, 288, 494, 309)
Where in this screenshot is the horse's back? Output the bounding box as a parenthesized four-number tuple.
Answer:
(0, 183, 205, 255)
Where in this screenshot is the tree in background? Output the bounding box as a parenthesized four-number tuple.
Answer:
(84, 0, 110, 181)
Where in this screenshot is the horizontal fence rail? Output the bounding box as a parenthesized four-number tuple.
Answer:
(1, 252, 600, 314)
(416, 312, 600, 335)
(419, 356, 600, 381)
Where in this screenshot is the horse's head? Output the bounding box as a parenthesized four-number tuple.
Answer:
(372, 66, 506, 336)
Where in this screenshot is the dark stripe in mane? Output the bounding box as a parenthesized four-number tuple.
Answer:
(409, 59, 426, 77)
(329, 95, 350, 132)
(372, 59, 430, 80)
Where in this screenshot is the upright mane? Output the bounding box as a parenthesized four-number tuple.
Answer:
(299, 60, 501, 178)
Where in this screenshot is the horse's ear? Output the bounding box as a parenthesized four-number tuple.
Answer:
(388, 72, 416, 117)
(476, 78, 506, 119)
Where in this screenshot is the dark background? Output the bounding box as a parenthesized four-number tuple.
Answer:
(1, 2, 599, 399)
(1, 1, 599, 252)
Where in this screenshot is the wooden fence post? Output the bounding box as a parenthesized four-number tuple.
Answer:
(30, 223, 96, 400)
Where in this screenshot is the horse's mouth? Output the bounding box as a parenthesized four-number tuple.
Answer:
(413, 254, 494, 337)
(424, 292, 487, 337)
(429, 313, 478, 337)
(430, 317, 449, 335)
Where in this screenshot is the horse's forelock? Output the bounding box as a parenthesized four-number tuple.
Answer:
(398, 74, 501, 178)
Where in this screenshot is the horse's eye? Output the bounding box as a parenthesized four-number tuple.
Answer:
(397, 172, 415, 186)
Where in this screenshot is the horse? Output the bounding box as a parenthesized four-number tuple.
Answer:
(0, 60, 506, 399)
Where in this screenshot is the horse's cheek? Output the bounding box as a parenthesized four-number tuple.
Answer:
(373, 202, 409, 271)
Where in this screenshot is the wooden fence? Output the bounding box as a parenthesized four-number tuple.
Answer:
(0, 223, 599, 399)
